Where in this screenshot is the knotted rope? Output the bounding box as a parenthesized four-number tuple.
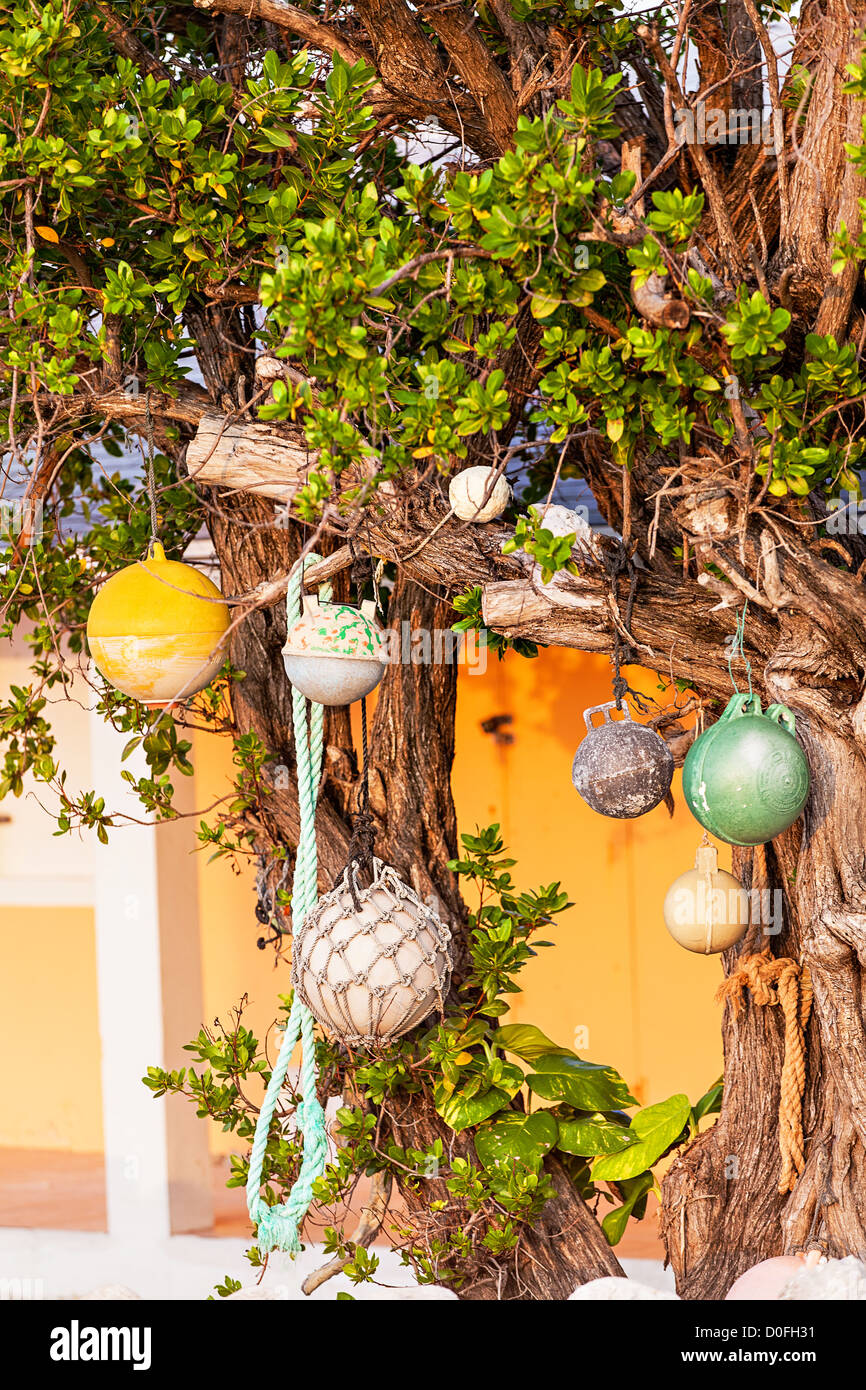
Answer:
(716, 945, 812, 1195)
(245, 554, 332, 1255)
(602, 539, 650, 713)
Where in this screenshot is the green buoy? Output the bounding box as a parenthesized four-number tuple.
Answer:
(683, 693, 810, 846)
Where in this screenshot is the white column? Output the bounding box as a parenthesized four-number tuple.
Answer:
(90, 702, 213, 1240)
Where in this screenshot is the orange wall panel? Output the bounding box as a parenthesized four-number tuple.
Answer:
(452, 645, 723, 1107)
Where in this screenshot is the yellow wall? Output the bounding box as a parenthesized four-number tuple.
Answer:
(194, 728, 291, 1088)
(0, 907, 104, 1150)
(0, 644, 723, 1155)
(450, 647, 723, 1107)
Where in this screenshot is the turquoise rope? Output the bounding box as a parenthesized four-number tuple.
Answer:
(727, 600, 753, 699)
(245, 556, 332, 1256)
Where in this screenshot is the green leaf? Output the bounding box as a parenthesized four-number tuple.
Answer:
(474, 1111, 558, 1168)
(692, 1078, 723, 1123)
(258, 127, 297, 149)
(495, 1023, 575, 1063)
(530, 292, 561, 319)
(592, 1094, 691, 1182)
(601, 1172, 654, 1246)
(434, 1060, 523, 1132)
(556, 1112, 637, 1157)
(526, 1056, 637, 1111)
(434, 1081, 515, 1132)
(326, 63, 349, 99)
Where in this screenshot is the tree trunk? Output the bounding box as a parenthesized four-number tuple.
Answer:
(208, 495, 623, 1297)
(662, 628, 866, 1296)
(383, 1089, 623, 1299)
(660, 838, 800, 1297)
(776, 0, 866, 335)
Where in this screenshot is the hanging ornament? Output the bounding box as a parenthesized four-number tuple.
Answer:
(663, 841, 749, 954)
(448, 466, 511, 522)
(86, 395, 230, 708)
(571, 701, 673, 818)
(291, 597, 453, 1045)
(292, 653, 452, 1045)
(683, 693, 810, 846)
(246, 554, 450, 1256)
(282, 594, 386, 706)
(87, 541, 230, 706)
(292, 857, 453, 1046)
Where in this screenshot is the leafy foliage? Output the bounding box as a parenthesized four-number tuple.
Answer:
(1, 0, 862, 841)
(148, 829, 719, 1285)
(1, 0, 843, 1297)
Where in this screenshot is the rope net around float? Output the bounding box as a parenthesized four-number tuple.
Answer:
(292, 857, 453, 1049)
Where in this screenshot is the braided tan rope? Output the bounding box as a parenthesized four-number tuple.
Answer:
(716, 946, 812, 1194)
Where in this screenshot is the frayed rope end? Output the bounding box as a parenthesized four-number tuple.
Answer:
(255, 1205, 304, 1258)
(247, 1096, 328, 1258)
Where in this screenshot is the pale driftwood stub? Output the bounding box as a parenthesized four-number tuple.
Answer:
(482, 579, 605, 631)
(185, 413, 314, 501)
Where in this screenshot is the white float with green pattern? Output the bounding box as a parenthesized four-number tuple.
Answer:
(282, 595, 386, 705)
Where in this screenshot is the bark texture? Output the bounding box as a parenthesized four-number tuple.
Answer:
(776, 0, 866, 334)
(207, 490, 622, 1298)
(196, 395, 866, 1295)
(52, 0, 866, 1298)
(382, 1091, 623, 1299)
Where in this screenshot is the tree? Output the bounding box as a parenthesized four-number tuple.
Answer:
(3, 0, 866, 1300)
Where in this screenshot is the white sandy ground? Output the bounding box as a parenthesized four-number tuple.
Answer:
(0, 1227, 673, 1300)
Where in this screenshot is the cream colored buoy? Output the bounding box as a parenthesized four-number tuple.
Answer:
(663, 843, 749, 954)
(448, 466, 511, 522)
(86, 542, 230, 707)
(282, 595, 386, 706)
(292, 858, 453, 1045)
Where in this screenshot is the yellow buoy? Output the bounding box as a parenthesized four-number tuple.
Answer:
(86, 542, 230, 706)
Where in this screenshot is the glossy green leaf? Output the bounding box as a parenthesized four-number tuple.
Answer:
(434, 1082, 514, 1132)
(530, 291, 561, 319)
(592, 1093, 691, 1182)
(692, 1078, 723, 1123)
(495, 1023, 575, 1063)
(526, 1056, 637, 1111)
(556, 1112, 637, 1157)
(433, 1061, 523, 1133)
(474, 1111, 558, 1169)
(601, 1172, 654, 1246)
